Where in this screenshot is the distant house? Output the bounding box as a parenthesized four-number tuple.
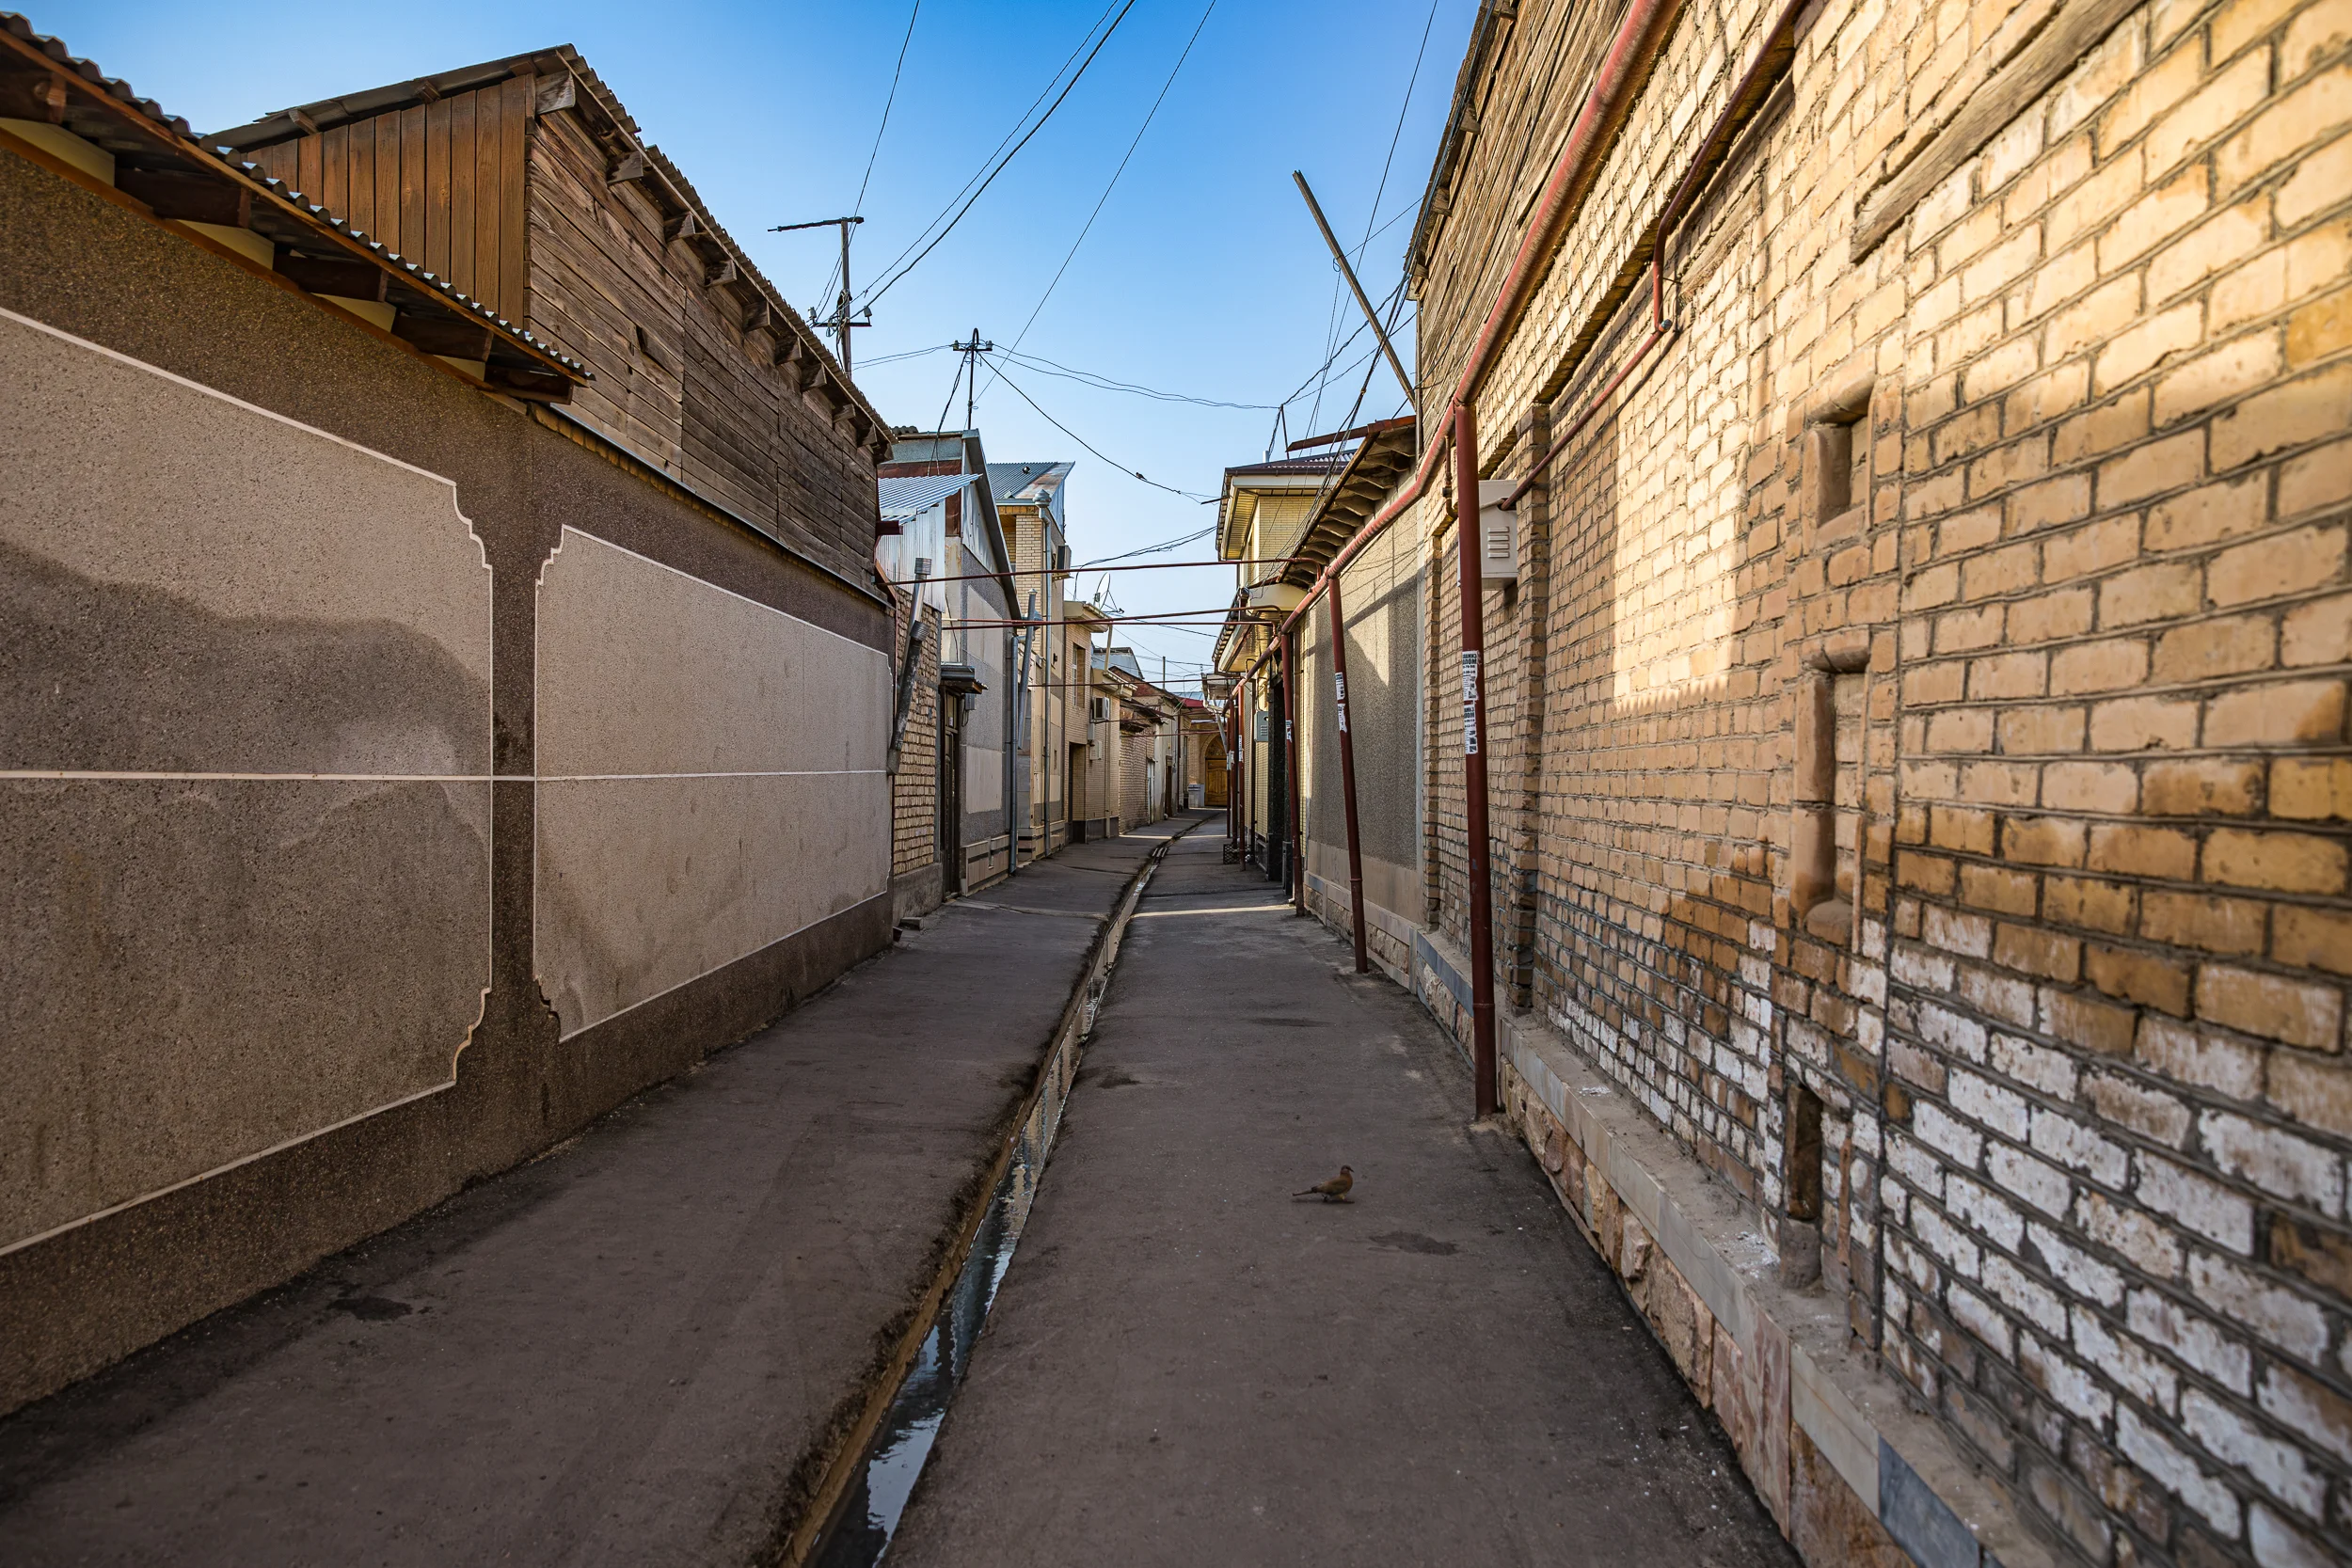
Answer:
(879, 431, 1018, 895)
(988, 461, 1075, 863)
(1105, 647, 1182, 831)
(1210, 450, 1354, 885)
(1064, 599, 1120, 841)
(1179, 695, 1225, 809)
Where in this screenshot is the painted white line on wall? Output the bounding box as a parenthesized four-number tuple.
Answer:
(0, 1079, 457, 1261)
(0, 769, 885, 783)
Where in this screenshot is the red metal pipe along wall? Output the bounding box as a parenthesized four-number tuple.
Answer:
(1221, 0, 1837, 1117)
(1269, 0, 1689, 634)
(1500, 0, 1811, 512)
(1454, 404, 1499, 1117)
(1327, 573, 1370, 973)
(1283, 630, 1304, 913)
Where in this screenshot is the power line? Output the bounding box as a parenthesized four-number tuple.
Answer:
(985, 361, 1214, 500)
(854, 2, 920, 218)
(859, 342, 953, 369)
(865, 0, 1144, 309)
(1361, 0, 1441, 258)
(811, 1, 924, 309)
(932, 351, 967, 435)
(1257, 15, 1432, 460)
(993, 346, 1279, 410)
(1259, 277, 1403, 454)
(976, 0, 1219, 404)
(1075, 526, 1216, 567)
(859, 0, 1126, 294)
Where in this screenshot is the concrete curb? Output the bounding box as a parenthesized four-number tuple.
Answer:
(781, 816, 1206, 1566)
(1299, 870, 2068, 1568)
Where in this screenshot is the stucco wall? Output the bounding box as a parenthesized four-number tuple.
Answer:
(0, 308, 493, 1253)
(0, 139, 894, 1412)
(534, 528, 890, 1037)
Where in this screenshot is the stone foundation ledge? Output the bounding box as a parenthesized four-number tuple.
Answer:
(1305, 875, 2070, 1568)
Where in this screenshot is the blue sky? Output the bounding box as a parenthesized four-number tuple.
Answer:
(52, 0, 1468, 687)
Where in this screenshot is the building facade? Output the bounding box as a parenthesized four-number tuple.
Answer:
(880, 432, 1019, 895)
(992, 460, 1076, 864)
(1235, 1, 2352, 1564)
(1, 25, 898, 1412)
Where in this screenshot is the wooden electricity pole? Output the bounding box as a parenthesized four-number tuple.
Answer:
(769, 214, 866, 372)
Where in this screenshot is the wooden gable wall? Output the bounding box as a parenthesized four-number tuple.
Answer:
(526, 106, 882, 584)
(243, 76, 532, 323)
(239, 66, 884, 587)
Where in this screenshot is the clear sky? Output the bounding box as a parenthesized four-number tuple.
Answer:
(49, 0, 1470, 689)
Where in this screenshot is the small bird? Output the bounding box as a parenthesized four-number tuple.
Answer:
(1294, 1166, 1354, 1202)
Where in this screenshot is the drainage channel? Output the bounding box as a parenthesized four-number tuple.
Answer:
(798, 826, 1192, 1567)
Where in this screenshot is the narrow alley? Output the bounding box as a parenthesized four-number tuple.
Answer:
(0, 828, 1192, 1566)
(10, 2, 2352, 1564)
(887, 825, 1797, 1567)
(0, 817, 1789, 1565)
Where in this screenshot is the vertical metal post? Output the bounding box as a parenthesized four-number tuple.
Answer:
(1234, 684, 1248, 859)
(1284, 629, 1304, 915)
(1242, 683, 1252, 860)
(1454, 404, 1498, 1118)
(1232, 700, 1251, 846)
(1327, 574, 1370, 972)
(1009, 594, 1036, 874)
(837, 221, 854, 374)
(1005, 621, 1019, 878)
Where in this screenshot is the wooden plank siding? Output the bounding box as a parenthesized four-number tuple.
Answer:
(525, 103, 685, 474)
(447, 92, 474, 297)
(237, 64, 880, 584)
(422, 99, 452, 283)
(245, 79, 524, 321)
(497, 77, 528, 326)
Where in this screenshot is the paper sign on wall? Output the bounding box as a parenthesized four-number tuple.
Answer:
(1461, 650, 1482, 755)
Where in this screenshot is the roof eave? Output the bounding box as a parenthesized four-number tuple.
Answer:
(0, 16, 587, 396)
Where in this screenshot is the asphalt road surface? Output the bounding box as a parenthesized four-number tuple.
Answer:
(887, 830, 1800, 1567)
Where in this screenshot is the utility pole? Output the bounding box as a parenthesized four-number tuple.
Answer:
(769, 215, 866, 373)
(1292, 171, 1414, 403)
(951, 328, 993, 431)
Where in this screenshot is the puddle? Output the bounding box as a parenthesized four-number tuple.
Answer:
(808, 987, 1085, 1568)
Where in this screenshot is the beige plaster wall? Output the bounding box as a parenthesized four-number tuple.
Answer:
(0, 309, 494, 1253)
(534, 527, 890, 1037)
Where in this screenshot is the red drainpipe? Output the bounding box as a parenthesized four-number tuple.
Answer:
(1283, 628, 1304, 914)
(1223, 0, 1819, 1117)
(1229, 682, 1244, 859)
(1499, 0, 1810, 512)
(1272, 0, 1689, 632)
(1327, 573, 1370, 973)
(1453, 404, 1498, 1117)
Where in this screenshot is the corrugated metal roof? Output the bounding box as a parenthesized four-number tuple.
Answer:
(986, 461, 1073, 503)
(879, 473, 978, 519)
(1224, 454, 1348, 478)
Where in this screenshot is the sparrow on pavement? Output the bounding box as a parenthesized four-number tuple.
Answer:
(1295, 1166, 1354, 1202)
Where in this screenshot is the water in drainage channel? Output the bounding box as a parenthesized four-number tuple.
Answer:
(806, 964, 1104, 1568)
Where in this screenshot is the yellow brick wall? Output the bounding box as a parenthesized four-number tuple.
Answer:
(890, 589, 941, 879)
(1409, 0, 2352, 1561)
